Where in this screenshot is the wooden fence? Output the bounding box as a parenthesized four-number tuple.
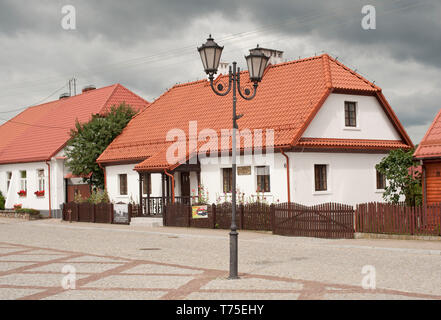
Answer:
(273, 202, 355, 239)
(355, 202, 441, 236)
(62, 202, 129, 224)
(164, 202, 272, 231)
(164, 202, 355, 238)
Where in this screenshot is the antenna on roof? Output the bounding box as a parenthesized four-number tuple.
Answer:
(68, 78, 77, 96)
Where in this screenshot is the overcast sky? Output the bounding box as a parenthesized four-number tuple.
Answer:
(0, 0, 440, 144)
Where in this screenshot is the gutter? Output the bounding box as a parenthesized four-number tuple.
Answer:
(280, 148, 291, 204)
(45, 161, 52, 218)
(164, 169, 175, 203)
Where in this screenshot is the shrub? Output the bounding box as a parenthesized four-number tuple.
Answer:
(87, 189, 110, 204)
(73, 191, 86, 203)
(0, 191, 5, 210)
(15, 208, 40, 215)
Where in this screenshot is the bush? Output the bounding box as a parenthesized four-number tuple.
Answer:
(0, 191, 5, 210)
(15, 208, 40, 215)
(87, 189, 110, 204)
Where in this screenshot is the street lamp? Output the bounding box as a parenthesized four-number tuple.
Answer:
(198, 35, 269, 279)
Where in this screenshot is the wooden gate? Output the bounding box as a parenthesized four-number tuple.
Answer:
(273, 202, 355, 239)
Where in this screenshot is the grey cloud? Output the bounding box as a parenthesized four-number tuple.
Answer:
(0, 0, 440, 145)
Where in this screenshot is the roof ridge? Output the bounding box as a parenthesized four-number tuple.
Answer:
(100, 84, 120, 113)
(321, 54, 332, 89)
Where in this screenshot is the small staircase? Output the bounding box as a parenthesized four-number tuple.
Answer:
(130, 217, 163, 227)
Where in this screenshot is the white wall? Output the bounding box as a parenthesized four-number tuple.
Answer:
(303, 93, 401, 140)
(104, 151, 390, 207)
(0, 158, 65, 215)
(288, 151, 388, 205)
(105, 164, 163, 204)
(198, 152, 388, 206)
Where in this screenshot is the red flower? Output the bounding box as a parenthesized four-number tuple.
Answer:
(34, 190, 45, 197)
(17, 190, 27, 197)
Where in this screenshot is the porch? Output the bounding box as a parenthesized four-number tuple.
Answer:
(138, 164, 201, 216)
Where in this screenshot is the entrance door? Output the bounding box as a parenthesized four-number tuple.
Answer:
(180, 172, 191, 204)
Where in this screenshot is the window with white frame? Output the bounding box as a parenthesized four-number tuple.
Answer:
(376, 169, 386, 190)
(344, 101, 357, 127)
(222, 168, 233, 193)
(119, 174, 128, 196)
(37, 169, 45, 192)
(19, 171, 27, 192)
(314, 165, 328, 192)
(6, 172, 12, 191)
(256, 166, 270, 192)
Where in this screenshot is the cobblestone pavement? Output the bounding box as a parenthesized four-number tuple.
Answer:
(0, 218, 440, 300)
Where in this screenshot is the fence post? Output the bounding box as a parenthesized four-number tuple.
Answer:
(92, 203, 96, 223)
(188, 205, 192, 228)
(76, 203, 80, 222)
(270, 204, 275, 233)
(163, 204, 167, 226)
(128, 203, 132, 225)
(110, 203, 114, 224)
(212, 204, 216, 229)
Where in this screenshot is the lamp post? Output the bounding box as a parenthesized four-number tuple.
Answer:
(198, 35, 269, 279)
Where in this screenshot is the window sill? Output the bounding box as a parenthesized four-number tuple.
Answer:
(343, 127, 361, 131)
(313, 191, 332, 196)
(375, 189, 385, 194)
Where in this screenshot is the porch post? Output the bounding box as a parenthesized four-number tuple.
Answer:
(197, 171, 201, 199)
(161, 173, 166, 214)
(138, 172, 143, 216)
(147, 173, 151, 216)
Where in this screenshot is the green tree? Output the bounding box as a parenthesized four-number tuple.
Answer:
(376, 148, 422, 206)
(65, 103, 136, 189)
(0, 191, 5, 210)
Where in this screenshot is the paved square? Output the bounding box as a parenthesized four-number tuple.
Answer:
(0, 218, 440, 300)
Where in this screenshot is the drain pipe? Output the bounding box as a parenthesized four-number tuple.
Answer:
(280, 149, 291, 204)
(45, 160, 52, 218)
(164, 169, 175, 203)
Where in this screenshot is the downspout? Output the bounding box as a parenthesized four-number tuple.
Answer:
(280, 148, 291, 204)
(45, 161, 52, 218)
(164, 169, 175, 203)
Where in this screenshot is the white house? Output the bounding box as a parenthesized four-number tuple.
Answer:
(0, 84, 149, 217)
(97, 53, 413, 215)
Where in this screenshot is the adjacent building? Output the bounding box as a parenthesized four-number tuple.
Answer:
(97, 53, 413, 216)
(414, 108, 441, 205)
(0, 84, 148, 217)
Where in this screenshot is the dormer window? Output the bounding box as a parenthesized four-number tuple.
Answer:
(344, 101, 357, 127)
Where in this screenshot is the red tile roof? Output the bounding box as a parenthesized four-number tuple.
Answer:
(298, 138, 410, 150)
(0, 84, 149, 164)
(414, 108, 441, 159)
(97, 54, 412, 171)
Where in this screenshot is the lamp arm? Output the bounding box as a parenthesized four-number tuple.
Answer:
(237, 70, 258, 101)
(209, 69, 232, 97)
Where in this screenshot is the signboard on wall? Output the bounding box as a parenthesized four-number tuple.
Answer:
(192, 205, 208, 219)
(114, 203, 130, 225)
(237, 166, 251, 176)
